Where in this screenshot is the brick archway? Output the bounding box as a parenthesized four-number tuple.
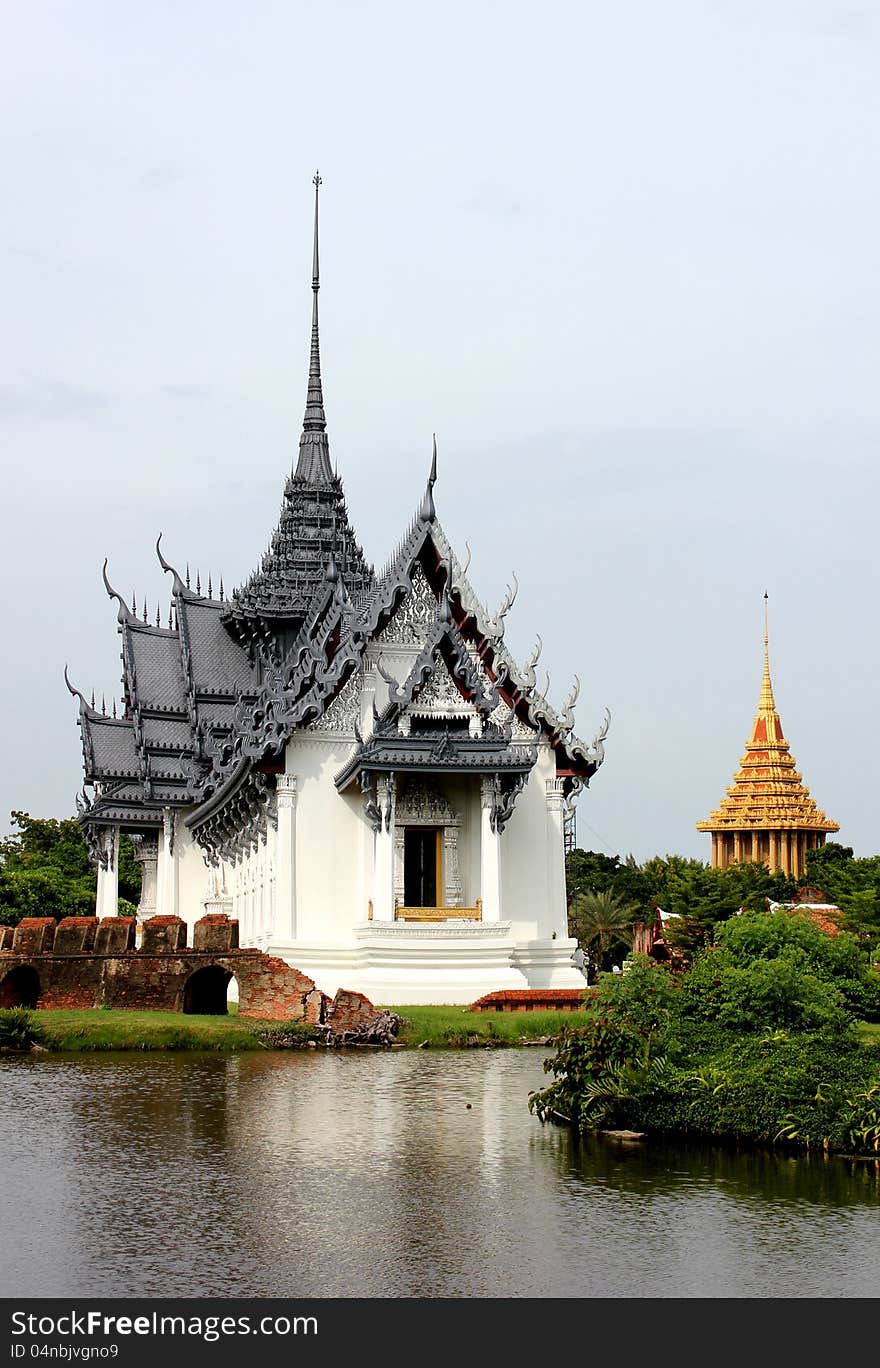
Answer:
(182, 965, 233, 1015)
(0, 965, 41, 1009)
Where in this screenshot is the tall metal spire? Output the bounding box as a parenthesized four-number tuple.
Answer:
(294, 171, 334, 483)
(759, 590, 776, 714)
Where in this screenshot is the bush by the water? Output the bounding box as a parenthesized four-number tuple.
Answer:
(530, 911, 880, 1154)
(0, 1007, 45, 1051)
(254, 1020, 322, 1048)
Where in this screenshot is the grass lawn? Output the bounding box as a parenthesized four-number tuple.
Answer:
(21, 1007, 880, 1053)
(34, 1009, 280, 1051)
(25, 1004, 593, 1051)
(386, 1004, 593, 1047)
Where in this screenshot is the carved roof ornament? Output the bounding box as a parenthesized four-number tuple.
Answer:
(101, 559, 138, 626)
(558, 675, 581, 734)
(485, 573, 518, 642)
(420, 435, 438, 523)
(155, 533, 189, 599)
(64, 664, 98, 718)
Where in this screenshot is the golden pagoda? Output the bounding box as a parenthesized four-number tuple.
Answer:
(697, 596, 839, 878)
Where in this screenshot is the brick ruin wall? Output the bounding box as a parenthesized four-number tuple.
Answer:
(0, 915, 377, 1028)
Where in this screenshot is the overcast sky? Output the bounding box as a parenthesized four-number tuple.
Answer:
(2, 1, 877, 862)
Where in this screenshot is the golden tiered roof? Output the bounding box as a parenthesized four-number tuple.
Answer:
(697, 600, 839, 837)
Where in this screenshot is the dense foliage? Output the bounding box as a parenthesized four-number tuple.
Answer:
(565, 847, 801, 960)
(0, 811, 141, 926)
(531, 910, 880, 1154)
(803, 843, 880, 954)
(0, 1007, 46, 1050)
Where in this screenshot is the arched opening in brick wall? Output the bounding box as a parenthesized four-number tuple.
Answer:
(182, 965, 233, 1015)
(226, 974, 239, 1013)
(0, 965, 42, 1009)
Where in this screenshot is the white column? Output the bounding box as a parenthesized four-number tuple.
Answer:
(444, 826, 462, 906)
(158, 809, 179, 916)
(275, 775, 298, 942)
(373, 774, 397, 920)
(545, 778, 568, 934)
(480, 778, 502, 923)
(132, 834, 158, 921)
(95, 827, 120, 920)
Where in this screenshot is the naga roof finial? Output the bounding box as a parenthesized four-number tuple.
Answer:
(559, 675, 581, 732)
(522, 636, 542, 691)
(64, 664, 95, 716)
(102, 559, 137, 625)
(156, 534, 188, 597)
(420, 434, 438, 522)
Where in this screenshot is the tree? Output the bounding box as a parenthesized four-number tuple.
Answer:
(803, 843, 880, 958)
(566, 848, 652, 909)
(0, 811, 141, 926)
(640, 856, 797, 956)
(568, 888, 637, 969)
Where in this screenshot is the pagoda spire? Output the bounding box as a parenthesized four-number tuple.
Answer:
(750, 592, 781, 746)
(294, 171, 334, 484)
(758, 591, 776, 715)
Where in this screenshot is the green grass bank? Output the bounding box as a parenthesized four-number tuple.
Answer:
(4, 1005, 592, 1052)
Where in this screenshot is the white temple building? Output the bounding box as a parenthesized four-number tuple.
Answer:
(67, 177, 609, 1004)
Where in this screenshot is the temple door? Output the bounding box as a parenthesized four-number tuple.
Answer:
(403, 827, 442, 908)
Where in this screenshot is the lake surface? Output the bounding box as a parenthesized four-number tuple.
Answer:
(1, 1048, 878, 1298)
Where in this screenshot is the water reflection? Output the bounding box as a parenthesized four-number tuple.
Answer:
(1, 1051, 877, 1298)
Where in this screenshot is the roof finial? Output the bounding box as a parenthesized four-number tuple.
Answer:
(102, 559, 137, 625)
(64, 664, 94, 716)
(759, 591, 776, 713)
(156, 535, 189, 598)
(420, 434, 438, 522)
(294, 170, 333, 483)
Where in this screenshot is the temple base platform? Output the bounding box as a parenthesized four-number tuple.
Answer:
(266, 923, 586, 1005)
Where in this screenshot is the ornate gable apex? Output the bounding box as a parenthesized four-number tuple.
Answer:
(376, 616, 500, 723)
(375, 561, 438, 646)
(405, 653, 478, 721)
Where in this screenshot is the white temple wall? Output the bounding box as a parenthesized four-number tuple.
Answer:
(163, 815, 212, 939)
(501, 742, 565, 940)
(284, 734, 366, 942)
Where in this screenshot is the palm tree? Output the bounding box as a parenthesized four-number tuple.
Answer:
(569, 889, 637, 971)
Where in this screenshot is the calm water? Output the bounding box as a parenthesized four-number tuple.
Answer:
(1, 1049, 878, 1298)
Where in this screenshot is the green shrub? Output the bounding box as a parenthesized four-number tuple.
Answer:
(254, 1020, 321, 1048)
(678, 949, 853, 1036)
(0, 1007, 45, 1050)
